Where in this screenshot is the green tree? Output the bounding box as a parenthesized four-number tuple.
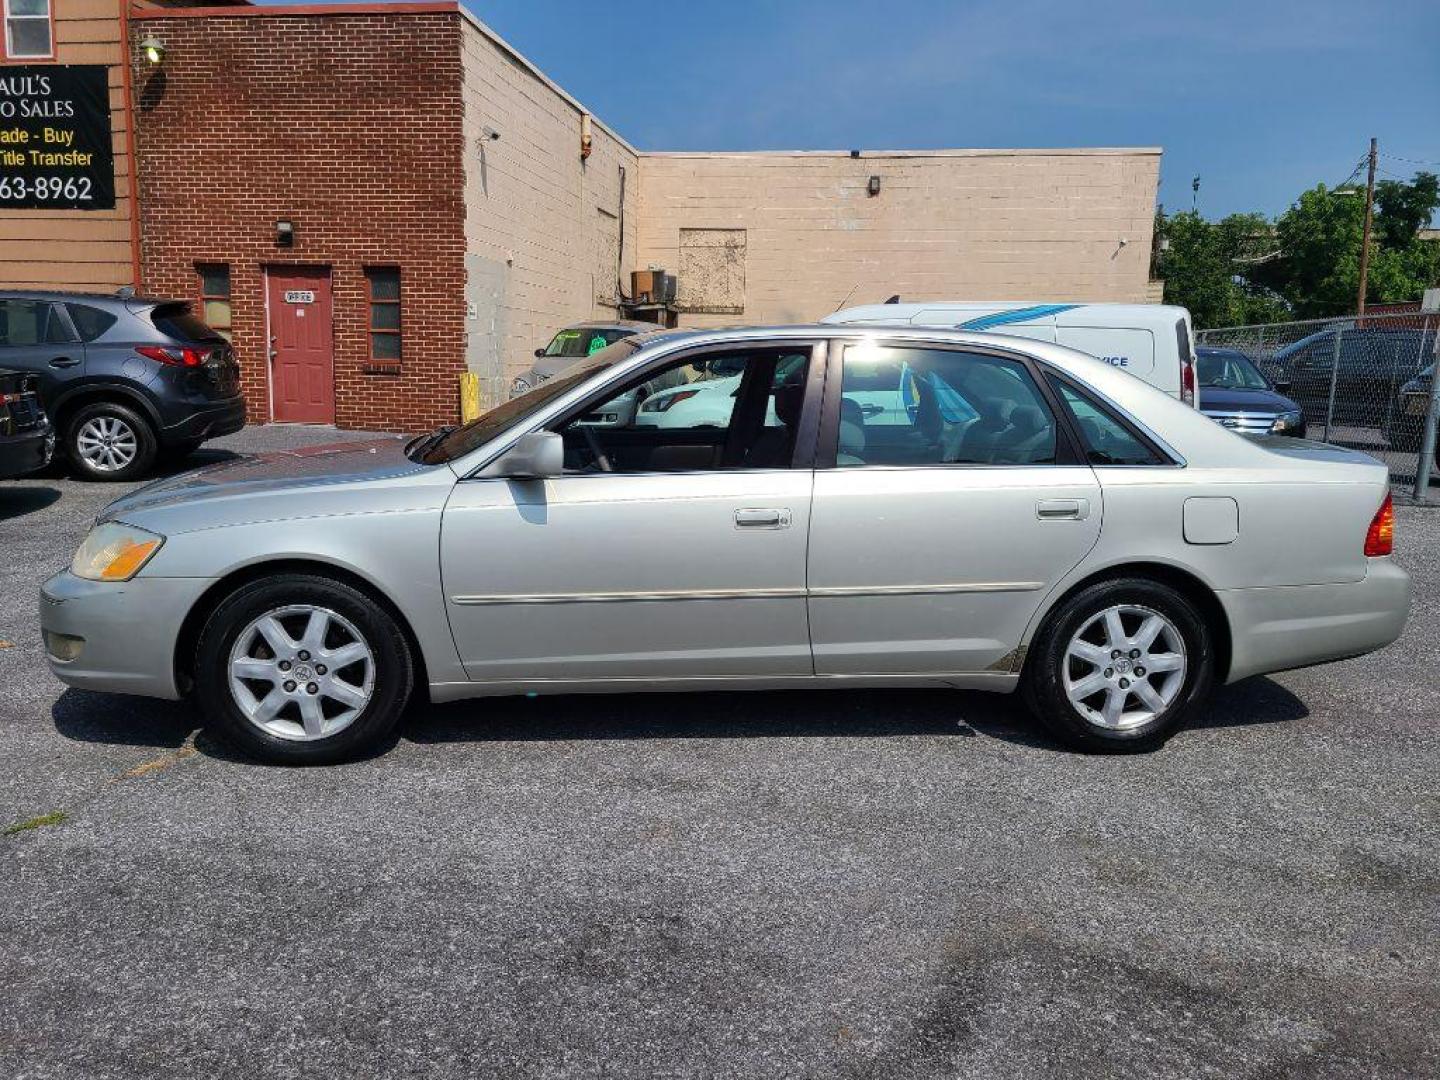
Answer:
(1159, 171, 1440, 326)
(1157, 210, 1288, 328)
(1249, 171, 1440, 318)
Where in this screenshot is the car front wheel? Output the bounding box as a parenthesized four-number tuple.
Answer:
(194, 574, 414, 765)
(1023, 577, 1214, 753)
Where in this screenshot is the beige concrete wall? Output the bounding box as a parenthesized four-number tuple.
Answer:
(458, 10, 639, 404)
(0, 0, 137, 291)
(635, 149, 1161, 328)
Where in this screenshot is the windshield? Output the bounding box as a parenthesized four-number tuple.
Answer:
(412, 338, 639, 465)
(1198, 350, 1268, 390)
(544, 327, 635, 358)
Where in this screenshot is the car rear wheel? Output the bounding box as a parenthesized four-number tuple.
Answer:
(1023, 577, 1213, 753)
(194, 574, 414, 765)
(66, 401, 158, 482)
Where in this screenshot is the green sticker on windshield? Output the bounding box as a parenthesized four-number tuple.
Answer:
(587, 334, 608, 355)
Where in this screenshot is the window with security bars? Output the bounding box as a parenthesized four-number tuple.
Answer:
(197, 264, 232, 342)
(365, 268, 401, 362)
(4, 0, 53, 59)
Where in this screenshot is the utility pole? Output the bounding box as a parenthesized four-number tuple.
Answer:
(1356, 137, 1378, 318)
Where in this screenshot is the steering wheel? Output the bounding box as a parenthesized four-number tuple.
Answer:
(580, 425, 613, 473)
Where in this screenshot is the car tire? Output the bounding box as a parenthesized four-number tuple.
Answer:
(194, 574, 414, 765)
(1022, 577, 1214, 753)
(65, 401, 158, 482)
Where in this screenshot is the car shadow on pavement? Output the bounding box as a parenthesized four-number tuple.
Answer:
(405, 687, 1016, 746)
(51, 678, 1312, 764)
(0, 485, 62, 520)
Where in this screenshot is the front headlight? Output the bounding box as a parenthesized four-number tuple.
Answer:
(509, 375, 532, 398)
(71, 522, 164, 581)
(1271, 410, 1303, 433)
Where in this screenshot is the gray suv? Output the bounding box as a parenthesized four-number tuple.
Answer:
(0, 291, 244, 481)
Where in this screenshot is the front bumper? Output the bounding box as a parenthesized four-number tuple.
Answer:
(159, 397, 247, 446)
(40, 571, 212, 700)
(1219, 559, 1411, 683)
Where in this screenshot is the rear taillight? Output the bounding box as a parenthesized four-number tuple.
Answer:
(136, 345, 205, 368)
(1181, 359, 1197, 407)
(1364, 493, 1394, 557)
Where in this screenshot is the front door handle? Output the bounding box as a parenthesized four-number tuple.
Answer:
(735, 507, 791, 529)
(1037, 498, 1089, 521)
(48, 356, 80, 369)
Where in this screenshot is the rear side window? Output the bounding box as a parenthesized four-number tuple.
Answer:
(1048, 376, 1164, 466)
(67, 303, 118, 342)
(149, 303, 222, 342)
(837, 344, 1058, 467)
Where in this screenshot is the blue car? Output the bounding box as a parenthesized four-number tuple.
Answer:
(1198, 346, 1306, 438)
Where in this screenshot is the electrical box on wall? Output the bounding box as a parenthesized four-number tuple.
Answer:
(631, 269, 676, 305)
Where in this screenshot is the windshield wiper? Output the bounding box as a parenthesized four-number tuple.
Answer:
(405, 424, 458, 460)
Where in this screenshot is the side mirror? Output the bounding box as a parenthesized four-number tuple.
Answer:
(499, 431, 563, 478)
(534, 347, 546, 359)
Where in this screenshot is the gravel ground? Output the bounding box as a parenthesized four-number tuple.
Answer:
(1, 424, 1437, 1079)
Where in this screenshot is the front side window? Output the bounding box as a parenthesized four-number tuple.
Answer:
(3, 0, 51, 59)
(834, 344, 1057, 467)
(1048, 377, 1164, 466)
(365, 267, 401, 361)
(553, 348, 812, 474)
(197, 264, 232, 342)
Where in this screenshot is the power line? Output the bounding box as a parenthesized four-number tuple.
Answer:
(1380, 151, 1440, 168)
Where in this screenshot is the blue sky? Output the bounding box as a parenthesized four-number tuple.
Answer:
(274, 0, 1440, 221)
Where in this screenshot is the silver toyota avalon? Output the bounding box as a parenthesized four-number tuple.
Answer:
(40, 325, 1410, 764)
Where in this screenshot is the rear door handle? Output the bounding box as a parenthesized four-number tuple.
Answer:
(1037, 498, 1089, 521)
(735, 507, 791, 529)
(48, 356, 80, 369)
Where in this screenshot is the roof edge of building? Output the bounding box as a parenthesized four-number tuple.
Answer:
(637, 147, 1164, 159)
(132, 1, 639, 156)
(133, 2, 461, 19)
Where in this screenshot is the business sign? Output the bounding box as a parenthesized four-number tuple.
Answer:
(0, 66, 116, 210)
(284, 290, 316, 304)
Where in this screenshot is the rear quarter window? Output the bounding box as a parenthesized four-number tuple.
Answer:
(67, 303, 118, 342)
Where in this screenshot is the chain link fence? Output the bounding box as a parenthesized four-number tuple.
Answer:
(1198, 311, 1440, 504)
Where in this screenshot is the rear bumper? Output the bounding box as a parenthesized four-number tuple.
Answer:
(39, 570, 211, 700)
(1219, 559, 1411, 683)
(158, 397, 246, 446)
(0, 424, 54, 479)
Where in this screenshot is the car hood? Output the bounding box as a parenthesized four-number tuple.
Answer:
(99, 437, 434, 527)
(1199, 386, 1299, 413)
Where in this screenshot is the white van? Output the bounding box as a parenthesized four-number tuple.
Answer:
(822, 301, 1200, 409)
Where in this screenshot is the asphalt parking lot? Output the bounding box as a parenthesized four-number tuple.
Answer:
(1, 424, 1437, 1079)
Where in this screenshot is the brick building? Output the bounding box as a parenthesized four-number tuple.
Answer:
(2, 0, 1162, 431)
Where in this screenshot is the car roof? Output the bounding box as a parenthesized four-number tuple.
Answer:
(0, 288, 179, 307)
(561, 320, 655, 332)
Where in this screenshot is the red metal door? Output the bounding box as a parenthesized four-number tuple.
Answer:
(267, 267, 334, 423)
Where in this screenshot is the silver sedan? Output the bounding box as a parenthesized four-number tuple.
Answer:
(40, 325, 1410, 764)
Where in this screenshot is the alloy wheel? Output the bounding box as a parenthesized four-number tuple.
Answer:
(76, 415, 138, 473)
(227, 605, 375, 741)
(1062, 604, 1187, 731)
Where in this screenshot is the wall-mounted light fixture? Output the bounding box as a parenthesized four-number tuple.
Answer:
(868, 175, 881, 197)
(275, 219, 294, 248)
(580, 114, 593, 161)
(140, 36, 165, 66)
(481, 126, 500, 141)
